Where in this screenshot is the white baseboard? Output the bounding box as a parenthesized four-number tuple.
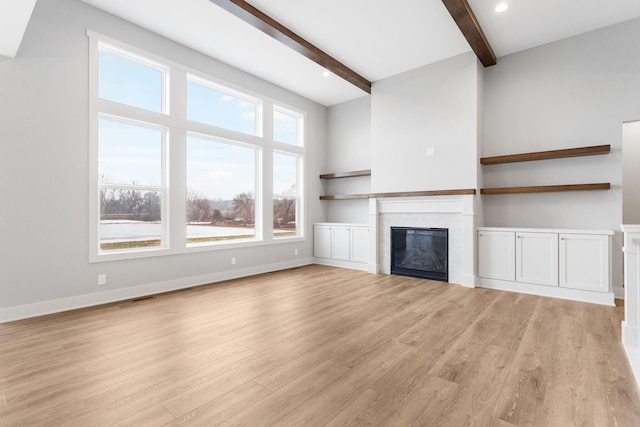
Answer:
(0, 258, 314, 323)
(478, 277, 615, 306)
(459, 274, 477, 288)
(313, 258, 369, 272)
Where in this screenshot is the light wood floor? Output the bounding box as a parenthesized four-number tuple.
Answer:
(1, 264, 639, 426)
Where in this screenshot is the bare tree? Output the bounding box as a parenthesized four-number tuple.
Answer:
(274, 184, 296, 228)
(187, 190, 212, 223)
(122, 189, 143, 219)
(233, 192, 254, 225)
(144, 192, 161, 221)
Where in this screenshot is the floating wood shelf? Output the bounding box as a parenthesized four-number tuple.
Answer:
(320, 188, 476, 200)
(319, 170, 371, 179)
(480, 183, 610, 195)
(480, 145, 610, 165)
(320, 194, 370, 200)
(369, 189, 476, 198)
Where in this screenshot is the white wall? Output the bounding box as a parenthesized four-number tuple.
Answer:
(482, 18, 640, 289)
(371, 52, 480, 194)
(623, 121, 640, 224)
(323, 96, 371, 223)
(0, 0, 327, 319)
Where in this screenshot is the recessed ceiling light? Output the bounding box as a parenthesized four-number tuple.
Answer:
(322, 70, 331, 78)
(495, 3, 508, 13)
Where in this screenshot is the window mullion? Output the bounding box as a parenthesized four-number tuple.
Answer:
(169, 68, 187, 249)
(262, 148, 274, 241)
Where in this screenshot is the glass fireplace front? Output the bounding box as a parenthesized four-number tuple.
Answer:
(390, 227, 448, 282)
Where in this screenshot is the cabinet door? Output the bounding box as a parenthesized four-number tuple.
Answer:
(516, 232, 558, 287)
(559, 234, 610, 292)
(313, 225, 332, 259)
(350, 226, 369, 263)
(332, 226, 351, 261)
(478, 231, 515, 281)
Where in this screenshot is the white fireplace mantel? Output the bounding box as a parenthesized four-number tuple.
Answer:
(368, 194, 476, 287)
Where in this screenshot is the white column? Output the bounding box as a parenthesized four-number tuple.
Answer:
(622, 225, 640, 391)
(461, 195, 476, 288)
(368, 198, 379, 273)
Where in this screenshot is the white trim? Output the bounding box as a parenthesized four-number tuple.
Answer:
(478, 277, 615, 306)
(478, 226, 614, 235)
(459, 274, 477, 288)
(377, 197, 466, 215)
(313, 258, 369, 272)
(614, 285, 625, 300)
(92, 235, 306, 263)
(0, 258, 314, 323)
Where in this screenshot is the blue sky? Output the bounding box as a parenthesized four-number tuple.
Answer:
(99, 47, 299, 200)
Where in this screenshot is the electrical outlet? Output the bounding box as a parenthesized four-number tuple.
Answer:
(426, 147, 436, 156)
(98, 274, 107, 286)
(231, 256, 236, 265)
(294, 249, 299, 256)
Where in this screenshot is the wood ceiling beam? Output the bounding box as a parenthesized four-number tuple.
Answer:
(209, 0, 372, 94)
(441, 0, 497, 67)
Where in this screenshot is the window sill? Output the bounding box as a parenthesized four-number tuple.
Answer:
(89, 236, 306, 263)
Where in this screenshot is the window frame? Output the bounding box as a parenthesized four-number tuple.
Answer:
(97, 42, 170, 114)
(273, 105, 305, 147)
(88, 31, 306, 263)
(97, 114, 168, 253)
(185, 132, 262, 247)
(186, 74, 263, 137)
(272, 150, 304, 239)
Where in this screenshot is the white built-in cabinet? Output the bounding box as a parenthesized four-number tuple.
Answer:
(331, 225, 351, 261)
(477, 227, 614, 305)
(478, 231, 515, 281)
(516, 232, 559, 287)
(559, 233, 610, 292)
(313, 225, 332, 259)
(350, 226, 370, 264)
(314, 223, 369, 271)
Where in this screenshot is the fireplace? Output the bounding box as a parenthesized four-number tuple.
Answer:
(390, 227, 448, 282)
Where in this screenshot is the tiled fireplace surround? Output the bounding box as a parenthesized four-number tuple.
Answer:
(367, 195, 476, 287)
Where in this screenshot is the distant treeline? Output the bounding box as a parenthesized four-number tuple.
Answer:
(100, 187, 296, 228)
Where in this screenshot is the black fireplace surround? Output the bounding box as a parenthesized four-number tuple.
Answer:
(390, 227, 448, 282)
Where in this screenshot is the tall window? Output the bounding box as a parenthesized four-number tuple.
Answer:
(273, 152, 301, 238)
(186, 135, 258, 245)
(98, 117, 165, 251)
(90, 33, 305, 261)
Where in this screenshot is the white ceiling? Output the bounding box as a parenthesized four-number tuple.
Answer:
(4, 0, 640, 105)
(469, 0, 640, 58)
(0, 0, 37, 59)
